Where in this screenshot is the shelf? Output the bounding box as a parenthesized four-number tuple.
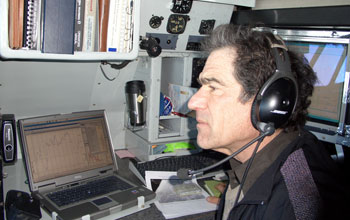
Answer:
(198, 0, 255, 7)
(158, 124, 181, 138)
(0, 0, 141, 61)
(159, 115, 181, 120)
(125, 129, 200, 161)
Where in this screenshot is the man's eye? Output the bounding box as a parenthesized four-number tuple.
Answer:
(209, 85, 216, 91)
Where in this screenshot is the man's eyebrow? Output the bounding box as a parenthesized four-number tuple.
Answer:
(198, 76, 225, 86)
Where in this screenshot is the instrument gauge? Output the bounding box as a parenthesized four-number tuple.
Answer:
(149, 16, 164, 29)
(166, 14, 189, 34)
(171, 0, 193, 14)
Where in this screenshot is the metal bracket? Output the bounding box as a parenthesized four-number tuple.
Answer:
(336, 134, 350, 147)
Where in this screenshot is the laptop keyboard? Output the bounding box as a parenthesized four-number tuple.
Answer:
(131, 151, 230, 179)
(47, 176, 133, 207)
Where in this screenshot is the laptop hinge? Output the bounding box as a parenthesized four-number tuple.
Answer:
(99, 168, 113, 174)
(37, 183, 56, 193)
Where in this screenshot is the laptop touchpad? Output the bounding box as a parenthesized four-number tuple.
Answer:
(60, 202, 99, 219)
(92, 197, 120, 209)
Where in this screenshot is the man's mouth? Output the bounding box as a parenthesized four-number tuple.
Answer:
(196, 118, 208, 126)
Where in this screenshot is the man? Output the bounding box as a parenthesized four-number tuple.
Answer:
(188, 24, 348, 219)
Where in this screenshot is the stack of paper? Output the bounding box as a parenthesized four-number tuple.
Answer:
(145, 171, 217, 219)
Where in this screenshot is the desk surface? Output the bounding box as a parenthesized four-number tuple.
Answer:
(2, 157, 216, 220)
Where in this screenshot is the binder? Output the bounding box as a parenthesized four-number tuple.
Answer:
(74, 0, 85, 51)
(8, 0, 24, 49)
(41, 0, 76, 54)
(82, 0, 97, 52)
(98, 0, 110, 52)
(22, 0, 42, 50)
(107, 0, 128, 53)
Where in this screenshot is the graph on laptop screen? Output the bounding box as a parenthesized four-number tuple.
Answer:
(22, 115, 114, 183)
(277, 29, 350, 145)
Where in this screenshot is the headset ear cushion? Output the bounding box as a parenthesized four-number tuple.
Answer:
(250, 95, 259, 130)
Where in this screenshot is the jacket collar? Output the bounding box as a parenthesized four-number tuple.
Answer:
(231, 130, 301, 203)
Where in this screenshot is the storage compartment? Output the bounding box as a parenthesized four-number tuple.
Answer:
(129, 55, 198, 141)
(125, 55, 199, 160)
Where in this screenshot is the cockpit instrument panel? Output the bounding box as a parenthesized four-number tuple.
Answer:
(140, 0, 237, 52)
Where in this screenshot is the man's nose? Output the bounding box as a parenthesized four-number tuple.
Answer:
(188, 88, 207, 111)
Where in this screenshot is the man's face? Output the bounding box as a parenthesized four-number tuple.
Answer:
(188, 47, 259, 154)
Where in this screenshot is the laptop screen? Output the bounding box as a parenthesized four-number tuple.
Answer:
(20, 111, 114, 184)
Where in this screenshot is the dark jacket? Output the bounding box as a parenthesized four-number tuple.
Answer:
(216, 129, 348, 220)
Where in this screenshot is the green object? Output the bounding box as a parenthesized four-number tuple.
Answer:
(204, 180, 224, 198)
(163, 142, 196, 153)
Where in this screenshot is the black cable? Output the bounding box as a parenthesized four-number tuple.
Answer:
(233, 134, 265, 207)
(102, 60, 131, 70)
(99, 60, 132, 81)
(99, 64, 116, 81)
(177, 123, 275, 181)
(187, 128, 272, 177)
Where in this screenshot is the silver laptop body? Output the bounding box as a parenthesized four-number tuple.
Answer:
(18, 110, 155, 220)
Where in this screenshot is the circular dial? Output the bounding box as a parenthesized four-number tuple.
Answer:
(166, 14, 189, 34)
(149, 16, 163, 29)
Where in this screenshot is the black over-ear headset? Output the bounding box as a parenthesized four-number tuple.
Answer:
(251, 36, 299, 132)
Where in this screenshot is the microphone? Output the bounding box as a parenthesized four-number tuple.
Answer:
(177, 168, 193, 180)
(177, 122, 275, 180)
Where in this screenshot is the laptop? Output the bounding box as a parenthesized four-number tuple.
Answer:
(18, 110, 156, 220)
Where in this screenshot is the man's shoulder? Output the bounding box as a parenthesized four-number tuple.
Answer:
(279, 128, 322, 158)
(280, 129, 349, 219)
(281, 129, 335, 173)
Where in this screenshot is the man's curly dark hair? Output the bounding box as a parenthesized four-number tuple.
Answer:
(201, 24, 317, 131)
